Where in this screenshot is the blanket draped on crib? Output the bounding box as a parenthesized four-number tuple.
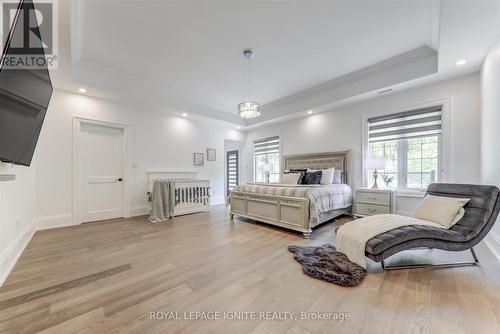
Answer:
(149, 180, 176, 223)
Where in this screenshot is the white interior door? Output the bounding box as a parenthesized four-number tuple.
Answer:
(80, 123, 124, 223)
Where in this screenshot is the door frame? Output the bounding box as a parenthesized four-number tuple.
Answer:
(226, 150, 239, 196)
(72, 117, 131, 225)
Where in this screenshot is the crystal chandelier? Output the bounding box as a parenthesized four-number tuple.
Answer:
(238, 49, 260, 119)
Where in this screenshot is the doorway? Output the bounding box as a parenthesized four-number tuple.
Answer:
(226, 150, 239, 196)
(73, 118, 130, 224)
(224, 139, 243, 196)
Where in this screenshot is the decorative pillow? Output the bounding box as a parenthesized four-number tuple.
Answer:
(302, 171, 322, 185)
(332, 170, 343, 184)
(282, 173, 301, 184)
(415, 195, 470, 228)
(284, 168, 307, 184)
(307, 168, 335, 185)
(451, 208, 465, 226)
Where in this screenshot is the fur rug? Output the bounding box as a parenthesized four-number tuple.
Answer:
(288, 244, 366, 287)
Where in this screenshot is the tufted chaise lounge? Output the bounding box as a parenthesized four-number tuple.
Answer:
(365, 183, 500, 269)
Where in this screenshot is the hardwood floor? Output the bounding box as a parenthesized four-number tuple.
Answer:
(1, 206, 499, 334)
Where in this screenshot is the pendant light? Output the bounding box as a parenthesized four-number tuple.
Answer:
(238, 49, 260, 119)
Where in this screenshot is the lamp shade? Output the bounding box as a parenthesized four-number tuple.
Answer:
(365, 157, 386, 170)
(262, 163, 274, 172)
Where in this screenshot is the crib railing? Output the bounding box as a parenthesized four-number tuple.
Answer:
(174, 179, 211, 213)
(150, 178, 210, 216)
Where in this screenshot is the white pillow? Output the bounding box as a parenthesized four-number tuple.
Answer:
(415, 195, 470, 228)
(332, 170, 343, 184)
(282, 173, 301, 184)
(451, 208, 465, 227)
(307, 168, 335, 185)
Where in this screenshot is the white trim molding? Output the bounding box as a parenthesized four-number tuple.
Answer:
(396, 190, 426, 198)
(34, 213, 74, 230)
(0, 221, 36, 286)
(72, 117, 132, 225)
(211, 197, 225, 206)
(131, 205, 149, 217)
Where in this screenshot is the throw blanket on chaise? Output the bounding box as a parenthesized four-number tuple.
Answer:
(336, 214, 443, 269)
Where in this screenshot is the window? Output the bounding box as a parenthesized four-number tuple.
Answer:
(367, 105, 442, 190)
(226, 150, 239, 196)
(254, 136, 280, 182)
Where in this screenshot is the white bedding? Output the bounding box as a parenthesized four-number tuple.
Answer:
(336, 214, 443, 269)
(230, 183, 353, 225)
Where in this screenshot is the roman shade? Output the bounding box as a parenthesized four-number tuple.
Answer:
(368, 105, 442, 143)
(254, 136, 279, 155)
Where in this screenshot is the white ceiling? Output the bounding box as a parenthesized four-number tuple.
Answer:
(54, 0, 500, 128)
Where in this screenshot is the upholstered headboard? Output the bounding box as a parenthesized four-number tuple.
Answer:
(282, 150, 351, 185)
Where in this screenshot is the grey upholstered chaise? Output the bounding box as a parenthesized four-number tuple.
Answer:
(365, 183, 500, 269)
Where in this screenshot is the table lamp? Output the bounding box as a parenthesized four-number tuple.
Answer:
(262, 164, 274, 183)
(365, 157, 386, 189)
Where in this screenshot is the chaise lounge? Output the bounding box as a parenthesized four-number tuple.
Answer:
(365, 183, 500, 269)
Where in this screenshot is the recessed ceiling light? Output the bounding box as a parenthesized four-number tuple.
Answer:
(236, 126, 241, 129)
(307, 110, 313, 115)
(456, 59, 467, 66)
(78, 88, 87, 93)
(182, 113, 188, 117)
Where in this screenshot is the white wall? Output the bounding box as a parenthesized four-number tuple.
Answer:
(0, 163, 37, 285)
(481, 43, 500, 258)
(34, 89, 245, 229)
(242, 73, 481, 215)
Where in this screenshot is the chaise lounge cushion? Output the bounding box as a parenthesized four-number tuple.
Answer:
(365, 183, 500, 262)
(365, 225, 464, 255)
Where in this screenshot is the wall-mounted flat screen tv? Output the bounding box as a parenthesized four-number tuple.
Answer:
(0, 0, 53, 166)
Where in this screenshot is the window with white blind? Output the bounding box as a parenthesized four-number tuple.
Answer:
(254, 136, 280, 182)
(367, 105, 443, 190)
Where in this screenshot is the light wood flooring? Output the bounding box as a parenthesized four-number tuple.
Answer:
(1, 205, 500, 334)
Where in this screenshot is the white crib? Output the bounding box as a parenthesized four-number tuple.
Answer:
(148, 171, 211, 216)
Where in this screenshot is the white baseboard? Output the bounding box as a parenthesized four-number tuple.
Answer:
(132, 200, 224, 216)
(34, 213, 73, 230)
(34, 202, 220, 226)
(0, 221, 36, 286)
(35, 208, 152, 227)
(211, 197, 225, 205)
(131, 205, 149, 217)
(485, 231, 500, 264)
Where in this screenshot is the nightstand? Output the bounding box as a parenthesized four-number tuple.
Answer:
(354, 188, 394, 217)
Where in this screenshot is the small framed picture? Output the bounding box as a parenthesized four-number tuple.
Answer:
(207, 148, 216, 161)
(193, 153, 204, 166)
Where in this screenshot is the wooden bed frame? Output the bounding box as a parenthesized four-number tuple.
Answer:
(229, 150, 352, 238)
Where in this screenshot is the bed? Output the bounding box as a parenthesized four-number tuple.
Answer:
(229, 151, 353, 238)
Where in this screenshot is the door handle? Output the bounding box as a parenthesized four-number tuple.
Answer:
(117, 178, 123, 182)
